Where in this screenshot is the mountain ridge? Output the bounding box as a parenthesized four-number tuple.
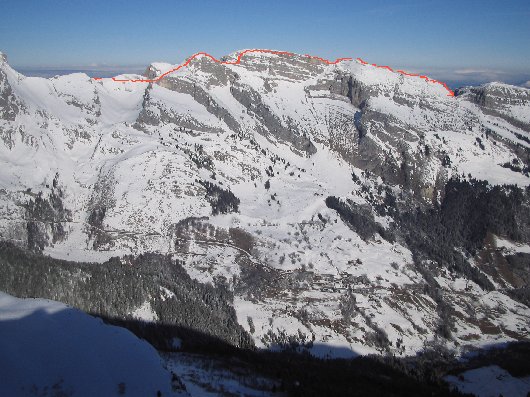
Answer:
(89, 48, 455, 96)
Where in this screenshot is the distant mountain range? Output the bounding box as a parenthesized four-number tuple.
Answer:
(16, 66, 145, 79)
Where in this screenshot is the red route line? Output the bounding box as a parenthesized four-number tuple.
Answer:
(93, 49, 454, 97)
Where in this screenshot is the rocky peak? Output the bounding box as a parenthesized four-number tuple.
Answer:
(227, 50, 327, 81)
(0, 51, 22, 122)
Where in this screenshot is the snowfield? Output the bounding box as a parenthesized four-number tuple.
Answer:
(0, 292, 180, 397)
(445, 365, 530, 397)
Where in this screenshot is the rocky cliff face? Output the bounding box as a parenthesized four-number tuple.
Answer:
(0, 49, 529, 358)
(455, 83, 530, 133)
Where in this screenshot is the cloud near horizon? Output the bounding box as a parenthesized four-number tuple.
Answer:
(404, 66, 530, 88)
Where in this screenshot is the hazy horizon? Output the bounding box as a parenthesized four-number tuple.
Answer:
(10, 58, 530, 90)
(1, 0, 529, 88)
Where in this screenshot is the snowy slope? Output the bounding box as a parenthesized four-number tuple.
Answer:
(445, 365, 530, 397)
(0, 292, 183, 397)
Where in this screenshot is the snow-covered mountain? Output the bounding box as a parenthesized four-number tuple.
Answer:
(0, 49, 529, 361)
(0, 292, 181, 396)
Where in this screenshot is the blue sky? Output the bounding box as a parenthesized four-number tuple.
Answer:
(1, 0, 529, 86)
